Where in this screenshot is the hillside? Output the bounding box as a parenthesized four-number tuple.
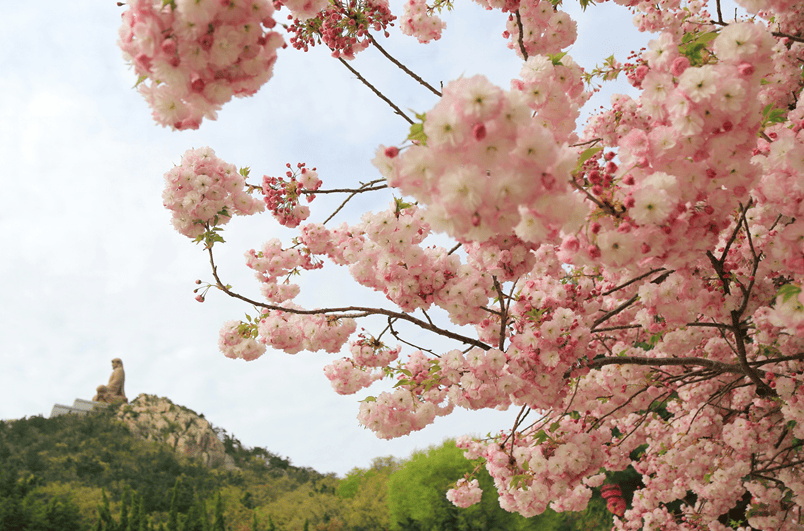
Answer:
(0, 395, 343, 531)
(0, 396, 617, 531)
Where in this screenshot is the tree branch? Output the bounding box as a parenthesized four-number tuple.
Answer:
(514, 10, 529, 60)
(586, 356, 744, 373)
(337, 57, 413, 124)
(206, 246, 490, 350)
(601, 268, 668, 297)
(367, 34, 442, 97)
(322, 180, 389, 224)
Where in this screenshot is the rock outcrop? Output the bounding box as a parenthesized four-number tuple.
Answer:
(116, 394, 236, 470)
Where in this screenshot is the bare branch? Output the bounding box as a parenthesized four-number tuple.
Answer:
(338, 57, 413, 124)
(601, 268, 668, 297)
(367, 34, 442, 97)
(587, 356, 744, 373)
(323, 180, 388, 224)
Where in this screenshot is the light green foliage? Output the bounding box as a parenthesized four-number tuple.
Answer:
(387, 440, 521, 531)
(387, 440, 615, 531)
(337, 456, 398, 530)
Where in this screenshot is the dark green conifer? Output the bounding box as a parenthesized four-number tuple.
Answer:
(120, 485, 131, 531)
(168, 479, 180, 531)
(130, 491, 140, 529)
(212, 492, 225, 531)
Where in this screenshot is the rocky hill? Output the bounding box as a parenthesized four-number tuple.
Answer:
(115, 394, 236, 470)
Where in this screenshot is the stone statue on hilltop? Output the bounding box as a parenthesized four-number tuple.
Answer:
(93, 358, 127, 404)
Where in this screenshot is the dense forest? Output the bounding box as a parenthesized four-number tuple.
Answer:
(0, 400, 631, 530)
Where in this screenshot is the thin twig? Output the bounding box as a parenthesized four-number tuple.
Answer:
(337, 57, 413, 124)
(388, 318, 438, 355)
(601, 268, 668, 297)
(593, 268, 671, 330)
(302, 184, 387, 194)
(570, 138, 602, 148)
(367, 34, 442, 97)
(323, 180, 388, 224)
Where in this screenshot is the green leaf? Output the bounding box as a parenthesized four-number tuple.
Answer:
(578, 0, 595, 11)
(576, 146, 603, 172)
(363, 396, 376, 402)
(762, 104, 786, 127)
(692, 31, 718, 45)
(533, 429, 549, 444)
(239, 167, 251, 178)
(394, 197, 414, 215)
(777, 283, 802, 303)
(548, 52, 567, 66)
(510, 474, 529, 490)
(407, 123, 427, 145)
(548, 421, 561, 433)
(133, 75, 148, 89)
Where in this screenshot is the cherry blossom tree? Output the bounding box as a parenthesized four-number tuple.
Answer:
(117, 0, 804, 528)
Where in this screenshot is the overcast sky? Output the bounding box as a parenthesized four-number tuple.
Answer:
(0, 0, 653, 475)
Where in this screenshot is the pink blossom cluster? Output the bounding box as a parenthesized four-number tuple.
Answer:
(577, 23, 779, 271)
(285, 0, 396, 58)
(736, 0, 804, 37)
(349, 334, 401, 367)
(357, 387, 451, 439)
(503, 0, 577, 58)
(218, 320, 266, 361)
(375, 73, 588, 243)
(261, 163, 321, 228)
(162, 147, 264, 238)
(628, 0, 712, 35)
(323, 358, 383, 394)
(512, 53, 589, 141)
(244, 238, 322, 303)
(299, 204, 497, 325)
(280, 0, 329, 20)
(463, 235, 538, 282)
(446, 478, 482, 508)
(354, 351, 454, 439)
(398, 0, 446, 43)
(257, 308, 357, 354)
(118, 0, 284, 130)
(767, 283, 804, 335)
(322, 335, 400, 394)
(457, 418, 608, 516)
